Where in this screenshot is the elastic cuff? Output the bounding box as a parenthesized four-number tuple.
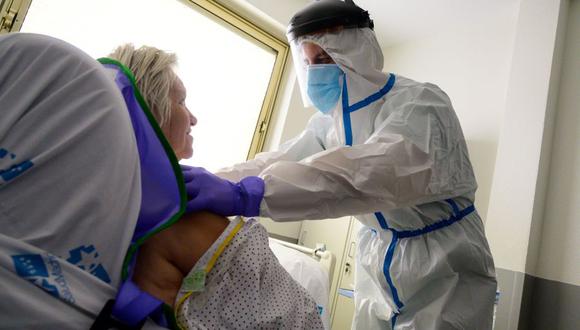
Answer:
(239, 176, 265, 217)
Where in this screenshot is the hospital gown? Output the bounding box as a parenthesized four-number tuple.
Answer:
(175, 217, 324, 329)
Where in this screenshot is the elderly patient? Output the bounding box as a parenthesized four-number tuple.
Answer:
(107, 45, 323, 329)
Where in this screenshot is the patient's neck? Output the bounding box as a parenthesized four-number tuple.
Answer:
(132, 211, 229, 306)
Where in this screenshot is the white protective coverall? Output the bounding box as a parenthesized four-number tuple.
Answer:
(0, 33, 163, 329)
(217, 28, 497, 329)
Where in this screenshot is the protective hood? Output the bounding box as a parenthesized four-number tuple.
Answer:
(289, 27, 389, 110)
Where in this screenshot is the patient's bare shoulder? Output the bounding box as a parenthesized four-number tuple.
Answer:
(133, 211, 229, 306)
(162, 211, 230, 273)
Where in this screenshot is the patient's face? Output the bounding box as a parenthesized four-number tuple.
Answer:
(163, 76, 197, 160)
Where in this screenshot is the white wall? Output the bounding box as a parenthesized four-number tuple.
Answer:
(483, 1, 568, 328)
(535, 0, 580, 286)
(485, 0, 564, 274)
(381, 6, 519, 223)
(243, 0, 307, 27)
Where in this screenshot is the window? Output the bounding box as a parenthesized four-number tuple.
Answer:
(4, 0, 288, 171)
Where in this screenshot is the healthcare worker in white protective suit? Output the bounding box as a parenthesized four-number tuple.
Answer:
(181, 0, 497, 329)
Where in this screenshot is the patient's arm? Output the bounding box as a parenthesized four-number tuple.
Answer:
(132, 211, 229, 306)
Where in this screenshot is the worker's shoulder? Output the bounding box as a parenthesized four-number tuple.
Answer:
(383, 74, 460, 128)
(390, 74, 451, 104)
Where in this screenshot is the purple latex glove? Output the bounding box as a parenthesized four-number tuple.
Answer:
(181, 165, 264, 217)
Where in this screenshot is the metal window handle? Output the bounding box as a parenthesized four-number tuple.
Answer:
(1, 8, 17, 31)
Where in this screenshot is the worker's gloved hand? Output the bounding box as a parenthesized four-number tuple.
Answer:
(181, 165, 264, 217)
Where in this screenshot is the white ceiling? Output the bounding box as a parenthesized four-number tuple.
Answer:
(245, 0, 520, 49)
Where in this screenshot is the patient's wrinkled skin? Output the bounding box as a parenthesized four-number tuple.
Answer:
(133, 211, 229, 306)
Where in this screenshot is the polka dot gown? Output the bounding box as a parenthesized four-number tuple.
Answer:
(176, 218, 324, 329)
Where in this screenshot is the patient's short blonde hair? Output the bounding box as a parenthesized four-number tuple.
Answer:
(108, 44, 177, 128)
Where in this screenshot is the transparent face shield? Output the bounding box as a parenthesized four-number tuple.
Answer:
(286, 0, 374, 108)
(288, 29, 347, 109)
(290, 36, 316, 108)
(289, 27, 388, 115)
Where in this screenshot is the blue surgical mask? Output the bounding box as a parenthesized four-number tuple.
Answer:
(306, 64, 343, 114)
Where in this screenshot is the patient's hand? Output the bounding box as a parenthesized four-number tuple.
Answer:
(132, 211, 229, 306)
